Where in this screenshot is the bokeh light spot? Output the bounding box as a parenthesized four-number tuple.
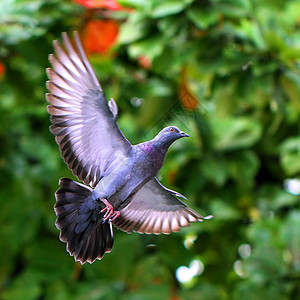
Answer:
(284, 178, 300, 195)
(238, 243, 251, 259)
(176, 259, 204, 283)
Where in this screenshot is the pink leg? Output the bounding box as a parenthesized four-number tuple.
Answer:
(100, 199, 120, 222)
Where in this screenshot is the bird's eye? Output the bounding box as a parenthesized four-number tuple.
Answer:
(169, 127, 174, 132)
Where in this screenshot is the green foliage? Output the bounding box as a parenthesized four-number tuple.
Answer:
(0, 0, 300, 299)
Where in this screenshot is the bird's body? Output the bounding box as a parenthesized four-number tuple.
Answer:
(46, 32, 212, 264)
(93, 140, 166, 209)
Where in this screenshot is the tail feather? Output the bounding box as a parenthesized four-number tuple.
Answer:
(54, 178, 114, 264)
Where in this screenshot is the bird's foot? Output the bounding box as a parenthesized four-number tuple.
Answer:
(100, 199, 120, 222)
(109, 210, 120, 222)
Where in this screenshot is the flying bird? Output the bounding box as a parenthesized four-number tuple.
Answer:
(46, 32, 212, 264)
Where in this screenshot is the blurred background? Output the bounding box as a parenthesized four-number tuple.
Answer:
(1, 0, 300, 299)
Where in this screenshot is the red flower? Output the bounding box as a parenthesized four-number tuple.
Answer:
(138, 55, 152, 69)
(74, 0, 123, 10)
(0, 62, 5, 79)
(81, 19, 119, 55)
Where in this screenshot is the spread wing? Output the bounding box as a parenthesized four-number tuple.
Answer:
(46, 32, 132, 188)
(113, 178, 212, 234)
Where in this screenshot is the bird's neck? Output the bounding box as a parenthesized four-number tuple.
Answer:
(140, 141, 163, 154)
(152, 135, 176, 151)
(139, 141, 168, 165)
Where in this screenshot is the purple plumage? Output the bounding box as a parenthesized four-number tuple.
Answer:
(46, 32, 212, 264)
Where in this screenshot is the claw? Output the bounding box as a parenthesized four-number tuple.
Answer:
(100, 198, 120, 222)
(109, 211, 120, 222)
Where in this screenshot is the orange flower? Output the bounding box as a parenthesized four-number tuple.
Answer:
(179, 68, 198, 110)
(81, 19, 119, 55)
(74, 0, 123, 10)
(0, 62, 5, 79)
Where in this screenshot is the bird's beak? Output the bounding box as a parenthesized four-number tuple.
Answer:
(180, 131, 189, 138)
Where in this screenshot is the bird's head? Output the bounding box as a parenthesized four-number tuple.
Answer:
(154, 126, 189, 148)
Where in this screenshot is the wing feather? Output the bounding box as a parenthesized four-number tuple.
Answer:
(113, 178, 212, 234)
(46, 32, 131, 187)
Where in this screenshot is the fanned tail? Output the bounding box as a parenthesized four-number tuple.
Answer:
(54, 178, 113, 264)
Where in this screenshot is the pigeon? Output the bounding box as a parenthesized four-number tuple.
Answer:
(46, 32, 212, 264)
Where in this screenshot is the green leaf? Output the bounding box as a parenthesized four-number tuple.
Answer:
(117, 0, 149, 9)
(2, 271, 42, 300)
(201, 155, 228, 187)
(238, 18, 267, 50)
(210, 200, 241, 221)
(280, 211, 300, 272)
(123, 284, 169, 300)
(186, 7, 219, 30)
(212, 117, 262, 151)
(128, 35, 165, 61)
(215, 0, 250, 18)
(118, 14, 150, 44)
(24, 239, 74, 282)
(280, 71, 300, 116)
(44, 282, 72, 300)
(280, 137, 300, 176)
(157, 15, 185, 37)
(226, 150, 259, 189)
(151, 0, 192, 18)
